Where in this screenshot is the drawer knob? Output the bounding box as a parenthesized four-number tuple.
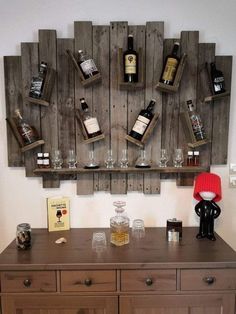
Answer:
(23, 279, 32, 287)
(203, 276, 215, 285)
(84, 278, 92, 286)
(145, 278, 153, 286)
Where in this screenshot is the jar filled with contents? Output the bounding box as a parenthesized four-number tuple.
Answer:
(16, 223, 31, 250)
(110, 201, 129, 246)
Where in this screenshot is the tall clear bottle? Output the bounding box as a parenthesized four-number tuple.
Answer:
(80, 98, 102, 138)
(14, 109, 39, 145)
(187, 100, 206, 141)
(160, 42, 180, 85)
(110, 201, 129, 246)
(129, 99, 156, 141)
(77, 50, 99, 79)
(123, 34, 138, 83)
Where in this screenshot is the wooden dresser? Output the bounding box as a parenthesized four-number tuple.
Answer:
(0, 227, 236, 313)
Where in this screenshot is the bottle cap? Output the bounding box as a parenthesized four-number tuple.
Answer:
(78, 50, 83, 53)
(37, 153, 43, 157)
(80, 98, 85, 102)
(194, 151, 200, 156)
(128, 34, 133, 37)
(174, 42, 180, 46)
(43, 153, 49, 157)
(187, 151, 193, 156)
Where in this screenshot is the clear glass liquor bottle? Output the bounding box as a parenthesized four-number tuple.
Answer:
(80, 98, 102, 138)
(77, 50, 99, 79)
(187, 100, 206, 141)
(14, 109, 39, 145)
(110, 201, 130, 246)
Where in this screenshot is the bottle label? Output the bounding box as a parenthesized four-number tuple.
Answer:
(125, 54, 137, 74)
(80, 59, 98, 75)
(43, 159, 50, 166)
(162, 58, 178, 82)
(132, 115, 150, 135)
(84, 118, 100, 134)
(37, 159, 43, 165)
(189, 114, 206, 140)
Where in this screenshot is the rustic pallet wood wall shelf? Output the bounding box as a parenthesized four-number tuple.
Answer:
(4, 21, 232, 195)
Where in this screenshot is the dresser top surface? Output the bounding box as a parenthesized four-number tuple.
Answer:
(0, 227, 235, 270)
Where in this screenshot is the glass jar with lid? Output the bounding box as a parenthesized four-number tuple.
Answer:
(16, 223, 31, 250)
(110, 201, 130, 246)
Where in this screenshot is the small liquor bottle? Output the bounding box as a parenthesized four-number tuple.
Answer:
(210, 62, 226, 95)
(186, 100, 206, 142)
(29, 61, 47, 99)
(160, 42, 180, 85)
(77, 50, 99, 80)
(14, 109, 39, 145)
(123, 34, 138, 83)
(129, 99, 156, 141)
(80, 98, 102, 138)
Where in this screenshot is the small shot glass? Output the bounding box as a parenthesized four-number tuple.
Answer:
(92, 232, 107, 254)
(132, 219, 145, 239)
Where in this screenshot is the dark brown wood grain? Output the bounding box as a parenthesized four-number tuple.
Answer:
(4, 56, 24, 167)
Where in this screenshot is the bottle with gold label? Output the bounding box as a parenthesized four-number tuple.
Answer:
(160, 42, 180, 85)
(110, 201, 129, 246)
(124, 34, 138, 83)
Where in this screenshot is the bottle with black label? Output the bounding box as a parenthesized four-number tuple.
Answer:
(124, 34, 138, 83)
(210, 62, 226, 94)
(80, 98, 102, 138)
(160, 42, 180, 85)
(29, 61, 47, 98)
(187, 100, 206, 141)
(129, 99, 156, 141)
(77, 50, 99, 80)
(14, 109, 39, 145)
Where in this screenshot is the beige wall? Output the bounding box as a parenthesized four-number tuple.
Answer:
(0, 0, 235, 251)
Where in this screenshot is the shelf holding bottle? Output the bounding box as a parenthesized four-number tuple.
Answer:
(66, 49, 102, 87)
(26, 61, 56, 106)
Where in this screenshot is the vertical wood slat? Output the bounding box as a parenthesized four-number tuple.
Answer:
(127, 25, 145, 192)
(196, 43, 215, 171)
(57, 38, 76, 180)
(38, 30, 60, 188)
(21, 42, 40, 177)
(161, 38, 180, 180)
(144, 21, 164, 194)
(211, 56, 232, 165)
(4, 56, 24, 167)
(110, 22, 128, 194)
(74, 21, 94, 195)
(93, 26, 110, 192)
(177, 31, 199, 186)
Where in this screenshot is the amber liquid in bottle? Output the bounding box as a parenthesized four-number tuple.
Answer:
(14, 109, 39, 145)
(110, 201, 129, 246)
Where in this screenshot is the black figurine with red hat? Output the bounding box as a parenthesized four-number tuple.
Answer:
(193, 172, 222, 241)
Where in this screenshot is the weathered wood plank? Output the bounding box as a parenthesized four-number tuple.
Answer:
(38, 29, 60, 188)
(110, 21, 128, 194)
(177, 31, 199, 186)
(127, 25, 145, 192)
(196, 43, 215, 171)
(57, 38, 76, 180)
(161, 38, 180, 180)
(93, 25, 110, 192)
(74, 21, 94, 195)
(144, 21, 164, 194)
(21, 42, 41, 177)
(4, 56, 24, 167)
(211, 56, 232, 165)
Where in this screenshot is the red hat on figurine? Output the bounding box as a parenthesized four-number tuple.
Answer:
(193, 172, 222, 202)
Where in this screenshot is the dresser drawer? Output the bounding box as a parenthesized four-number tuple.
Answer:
(1, 271, 56, 292)
(181, 269, 236, 291)
(61, 270, 116, 292)
(121, 269, 176, 291)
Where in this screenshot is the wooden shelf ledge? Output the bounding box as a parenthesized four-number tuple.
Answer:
(34, 166, 207, 175)
(204, 91, 230, 103)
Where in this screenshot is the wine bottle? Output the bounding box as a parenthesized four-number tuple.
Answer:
(129, 99, 156, 141)
(29, 61, 47, 98)
(160, 42, 180, 85)
(77, 50, 99, 79)
(80, 98, 102, 138)
(123, 34, 138, 83)
(187, 100, 206, 141)
(14, 109, 39, 145)
(210, 62, 226, 94)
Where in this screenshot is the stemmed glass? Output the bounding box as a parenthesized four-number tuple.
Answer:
(51, 149, 63, 169)
(67, 149, 77, 169)
(119, 149, 129, 168)
(173, 148, 184, 168)
(105, 149, 116, 168)
(159, 149, 169, 167)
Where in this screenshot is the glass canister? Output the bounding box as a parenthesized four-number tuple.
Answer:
(16, 223, 32, 250)
(110, 201, 129, 246)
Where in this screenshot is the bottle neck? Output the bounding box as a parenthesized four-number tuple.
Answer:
(187, 100, 194, 112)
(172, 43, 179, 56)
(128, 36, 134, 50)
(146, 100, 156, 111)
